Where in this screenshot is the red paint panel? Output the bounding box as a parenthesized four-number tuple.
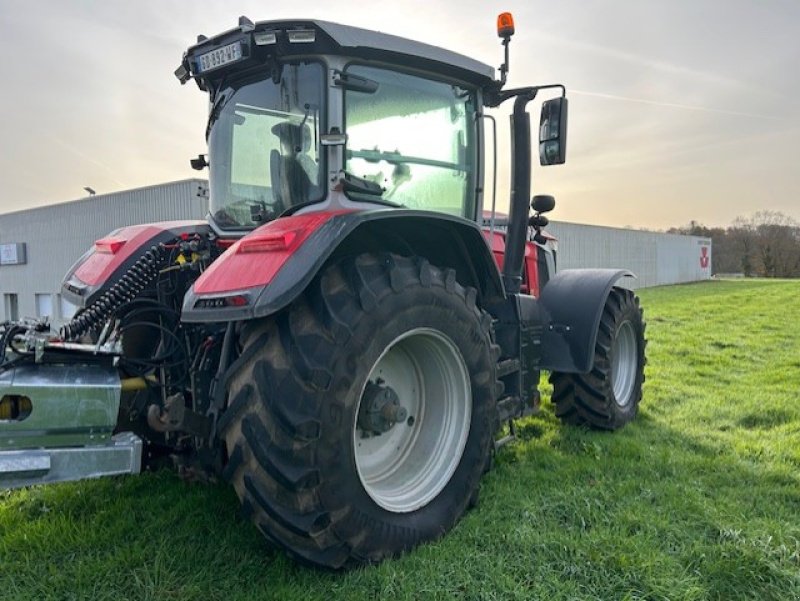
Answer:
(193, 212, 347, 295)
(482, 229, 506, 273)
(482, 229, 540, 297)
(74, 221, 206, 286)
(523, 241, 540, 298)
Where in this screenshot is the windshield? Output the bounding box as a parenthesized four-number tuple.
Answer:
(208, 62, 324, 230)
(344, 65, 476, 218)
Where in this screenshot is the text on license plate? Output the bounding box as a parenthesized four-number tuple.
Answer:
(197, 42, 243, 73)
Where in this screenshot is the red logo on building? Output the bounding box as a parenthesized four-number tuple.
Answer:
(700, 246, 710, 269)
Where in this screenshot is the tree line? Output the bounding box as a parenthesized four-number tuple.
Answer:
(668, 211, 800, 277)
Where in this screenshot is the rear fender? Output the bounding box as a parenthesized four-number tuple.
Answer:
(62, 220, 210, 308)
(538, 269, 634, 373)
(182, 210, 505, 322)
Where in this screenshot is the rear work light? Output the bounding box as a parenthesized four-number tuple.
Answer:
(254, 31, 277, 45)
(287, 29, 316, 43)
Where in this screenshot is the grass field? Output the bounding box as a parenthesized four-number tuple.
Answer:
(1, 279, 799, 600)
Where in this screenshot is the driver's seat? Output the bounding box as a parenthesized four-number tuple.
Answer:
(270, 122, 319, 209)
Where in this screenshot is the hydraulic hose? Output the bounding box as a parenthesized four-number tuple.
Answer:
(60, 245, 166, 340)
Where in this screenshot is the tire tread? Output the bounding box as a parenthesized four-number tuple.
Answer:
(549, 288, 646, 430)
(221, 253, 499, 568)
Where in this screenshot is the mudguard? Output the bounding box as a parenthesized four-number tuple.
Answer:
(62, 221, 210, 308)
(538, 269, 634, 373)
(182, 209, 505, 323)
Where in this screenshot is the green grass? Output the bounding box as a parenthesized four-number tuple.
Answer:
(2, 279, 799, 600)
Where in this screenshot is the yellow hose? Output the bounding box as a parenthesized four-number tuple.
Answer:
(120, 375, 158, 392)
(0, 395, 31, 420)
(0, 397, 11, 419)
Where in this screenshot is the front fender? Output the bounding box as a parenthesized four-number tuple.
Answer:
(538, 269, 634, 373)
(182, 209, 505, 323)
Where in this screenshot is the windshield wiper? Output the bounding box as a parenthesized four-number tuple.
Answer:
(339, 171, 403, 207)
(205, 91, 232, 140)
(340, 171, 384, 197)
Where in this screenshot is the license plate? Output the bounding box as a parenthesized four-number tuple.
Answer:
(196, 42, 243, 74)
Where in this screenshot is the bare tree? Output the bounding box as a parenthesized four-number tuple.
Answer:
(669, 212, 800, 278)
(744, 211, 800, 278)
(729, 216, 757, 276)
(751, 212, 798, 277)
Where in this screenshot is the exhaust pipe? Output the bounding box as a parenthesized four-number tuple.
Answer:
(501, 90, 537, 295)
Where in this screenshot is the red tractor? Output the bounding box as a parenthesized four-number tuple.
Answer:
(0, 15, 645, 569)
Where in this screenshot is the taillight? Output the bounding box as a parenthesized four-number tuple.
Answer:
(194, 294, 250, 309)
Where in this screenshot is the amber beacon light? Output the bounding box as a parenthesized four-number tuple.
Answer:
(497, 12, 515, 38)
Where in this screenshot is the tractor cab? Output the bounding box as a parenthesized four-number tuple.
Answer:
(177, 18, 495, 234)
(176, 17, 564, 246)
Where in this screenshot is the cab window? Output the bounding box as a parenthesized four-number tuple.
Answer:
(344, 65, 476, 218)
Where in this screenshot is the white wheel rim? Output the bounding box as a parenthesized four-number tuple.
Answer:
(353, 328, 472, 513)
(611, 320, 638, 407)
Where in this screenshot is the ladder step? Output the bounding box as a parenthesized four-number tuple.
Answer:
(496, 358, 520, 378)
(497, 395, 522, 421)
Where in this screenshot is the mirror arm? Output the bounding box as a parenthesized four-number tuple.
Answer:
(484, 83, 565, 108)
(483, 82, 568, 293)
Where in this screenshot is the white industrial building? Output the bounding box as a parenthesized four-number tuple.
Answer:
(0, 179, 710, 326)
(0, 180, 208, 325)
(547, 221, 712, 289)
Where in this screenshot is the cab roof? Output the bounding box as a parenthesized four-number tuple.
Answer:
(185, 18, 497, 88)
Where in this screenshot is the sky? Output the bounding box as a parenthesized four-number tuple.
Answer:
(0, 0, 798, 230)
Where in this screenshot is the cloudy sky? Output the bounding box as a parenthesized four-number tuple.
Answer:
(0, 0, 797, 229)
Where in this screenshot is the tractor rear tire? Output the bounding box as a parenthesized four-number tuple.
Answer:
(219, 254, 499, 569)
(550, 287, 645, 430)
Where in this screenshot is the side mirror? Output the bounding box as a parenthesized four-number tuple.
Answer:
(539, 97, 568, 166)
(531, 194, 555, 214)
(190, 154, 209, 171)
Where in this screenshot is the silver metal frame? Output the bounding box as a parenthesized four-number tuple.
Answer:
(0, 432, 142, 490)
(0, 364, 121, 449)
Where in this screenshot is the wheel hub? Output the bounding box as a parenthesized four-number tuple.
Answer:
(357, 380, 408, 435)
(353, 328, 471, 513)
(611, 320, 638, 407)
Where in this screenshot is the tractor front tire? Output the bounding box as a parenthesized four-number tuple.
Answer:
(550, 287, 645, 430)
(219, 254, 499, 569)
